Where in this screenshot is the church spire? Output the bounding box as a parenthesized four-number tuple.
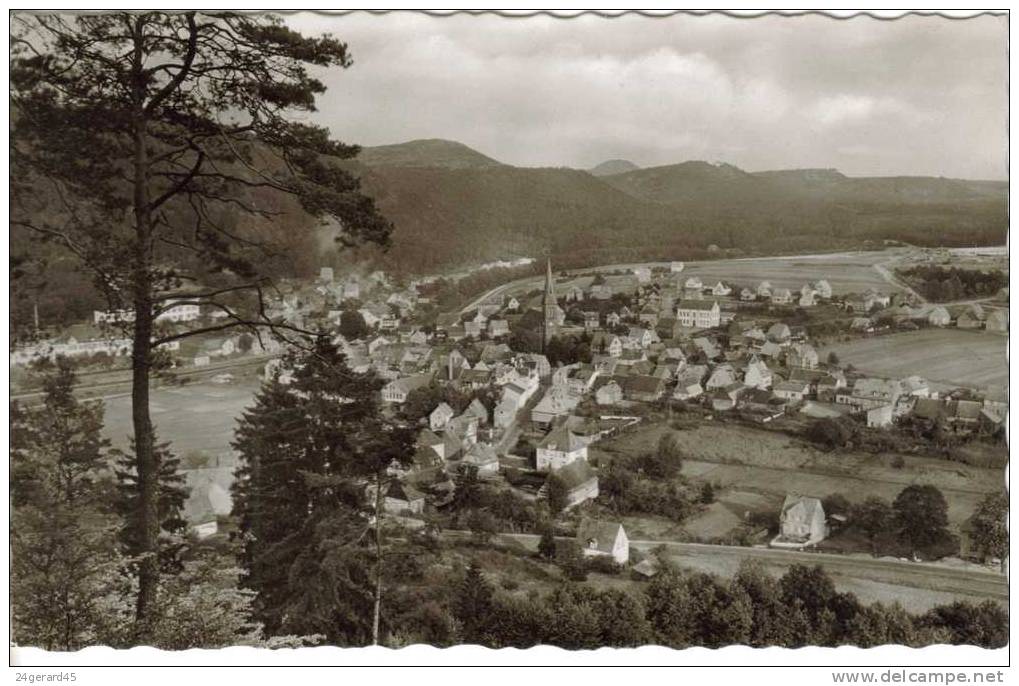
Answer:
(542, 257, 559, 345)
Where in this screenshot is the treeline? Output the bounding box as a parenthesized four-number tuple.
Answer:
(897, 265, 1007, 302)
(448, 558, 1007, 649)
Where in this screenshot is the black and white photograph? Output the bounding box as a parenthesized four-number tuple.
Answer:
(6, 7, 1010, 674)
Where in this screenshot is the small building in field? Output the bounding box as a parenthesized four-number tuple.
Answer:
(986, 309, 1008, 332)
(773, 495, 827, 548)
(771, 288, 793, 305)
(577, 519, 629, 565)
(927, 306, 951, 327)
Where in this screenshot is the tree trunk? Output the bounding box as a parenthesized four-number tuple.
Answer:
(130, 44, 160, 627)
(372, 472, 384, 646)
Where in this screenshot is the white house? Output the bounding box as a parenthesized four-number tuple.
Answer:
(381, 374, 432, 403)
(536, 424, 589, 472)
(595, 380, 624, 405)
(93, 309, 135, 325)
(684, 276, 703, 291)
(813, 280, 833, 299)
(155, 301, 193, 325)
(771, 288, 793, 305)
(577, 519, 629, 565)
(429, 402, 455, 431)
(773, 380, 809, 402)
(675, 300, 720, 329)
(670, 261, 685, 273)
(773, 495, 827, 547)
(710, 281, 732, 297)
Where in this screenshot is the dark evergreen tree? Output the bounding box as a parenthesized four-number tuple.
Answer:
(451, 560, 493, 644)
(10, 359, 123, 650)
(112, 436, 190, 573)
(231, 338, 413, 644)
(538, 525, 557, 560)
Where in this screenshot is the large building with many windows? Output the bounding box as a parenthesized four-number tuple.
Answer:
(675, 299, 720, 329)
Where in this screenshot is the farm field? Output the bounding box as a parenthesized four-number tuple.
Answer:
(592, 422, 1003, 534)
(819, 328, 1007, 391)
(102, 379, 261, 462)
(468, 248, 910, 313)
(672, 253, 904, 296)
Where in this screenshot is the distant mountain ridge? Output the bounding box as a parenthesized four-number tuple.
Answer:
(357, 138, 505, 170)
(588, 159, 640, 176)
(339, 141, 1005, 275)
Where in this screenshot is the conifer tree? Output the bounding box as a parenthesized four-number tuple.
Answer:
(10, 359, 123, 650)
(231, 338, 413, 643)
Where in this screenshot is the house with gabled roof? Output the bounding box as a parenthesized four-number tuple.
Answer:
(462, 442, 500, 478)
(429, 402, 455, 431)
(813, 280, 833, 299)
(786, 343, 819, 370)
(595, 379, 624, 405)
(464, 398, 489, 425)
(711, 281, 731, 297)
(383, 480, 426, 516)
(617, 374, 666, 403)
(536, 423, 589, 472)
(547, 459, 599, 510)
(577, 519, 629, 565)
(773, 495, 827, 547)
(676, 299, 720, 329)
(382, 374, 433, 403)
(986, 309, 1008, 332)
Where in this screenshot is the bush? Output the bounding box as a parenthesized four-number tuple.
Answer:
(585, 555, 623, 575)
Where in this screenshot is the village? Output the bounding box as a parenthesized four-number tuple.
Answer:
(10, 249, 1009, 590)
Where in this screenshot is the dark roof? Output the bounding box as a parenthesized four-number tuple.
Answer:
(617, 374, 665, 395)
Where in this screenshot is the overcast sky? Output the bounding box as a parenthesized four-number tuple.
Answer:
(285, 11, 1007, 179)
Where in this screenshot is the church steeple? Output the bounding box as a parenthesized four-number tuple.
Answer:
(542, 257, 559, 345)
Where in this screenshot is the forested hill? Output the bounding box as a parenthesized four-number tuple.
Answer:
(12, 135, 1008, 330)
(338, 142, 1006, 275)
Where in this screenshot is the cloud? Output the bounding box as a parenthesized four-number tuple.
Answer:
(285, 11, 1006, 179)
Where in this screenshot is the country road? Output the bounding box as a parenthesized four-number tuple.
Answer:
(442, 530, 1007, 606)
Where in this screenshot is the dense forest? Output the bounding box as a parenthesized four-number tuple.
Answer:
(896, 265, 1008, 302)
